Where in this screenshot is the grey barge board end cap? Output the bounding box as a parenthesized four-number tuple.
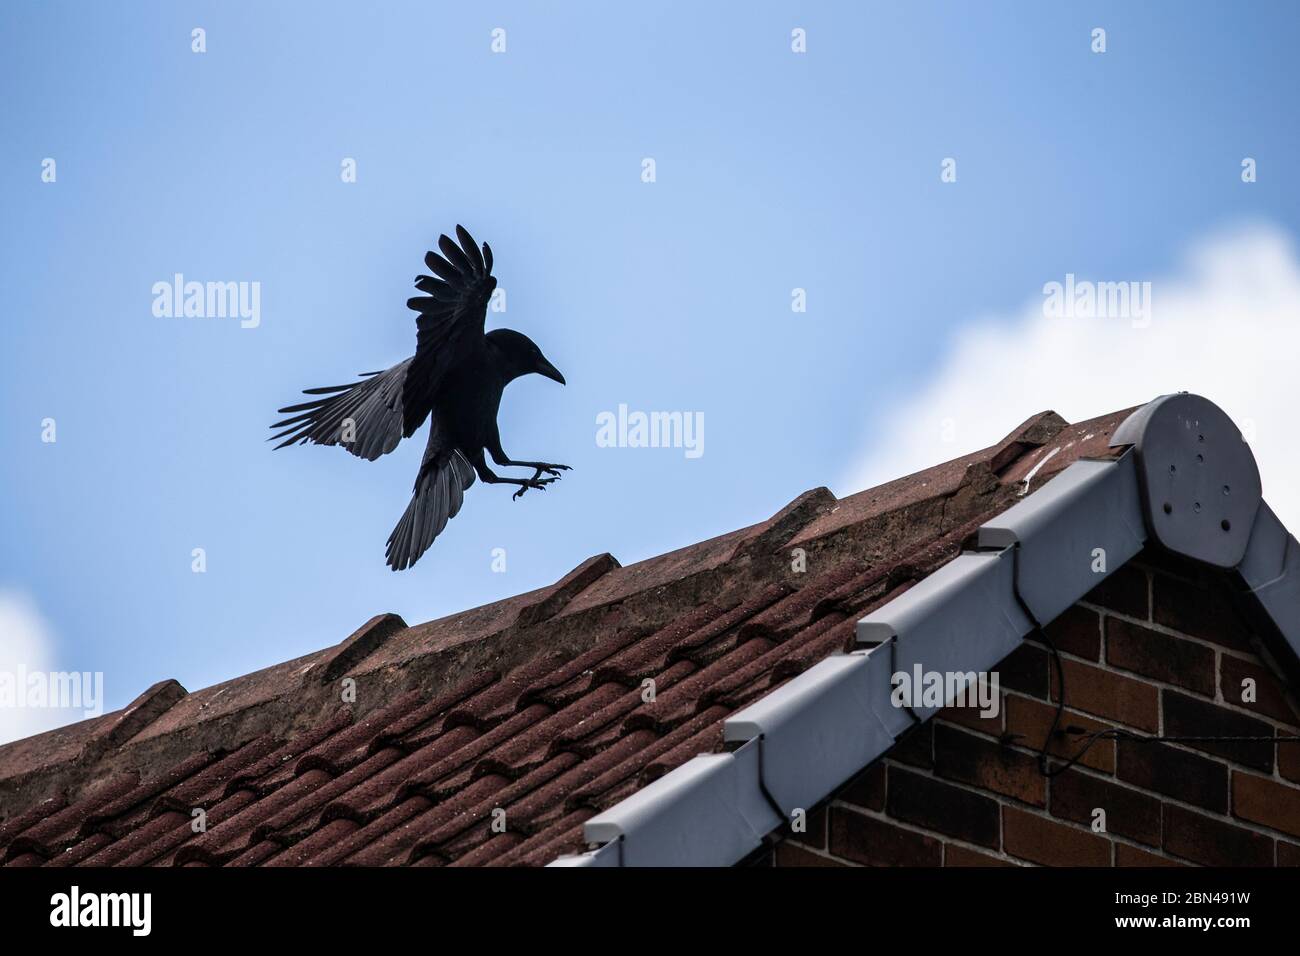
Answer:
(978, 454, 1146, 625)
(1110, 393, 1261, 568)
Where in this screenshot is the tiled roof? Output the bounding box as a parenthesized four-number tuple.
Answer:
(0, 407, 1135, 867)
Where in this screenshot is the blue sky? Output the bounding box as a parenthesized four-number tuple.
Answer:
(3, 1, 1300, 738)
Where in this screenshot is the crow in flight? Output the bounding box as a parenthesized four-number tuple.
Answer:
(270, 226, 568, 571)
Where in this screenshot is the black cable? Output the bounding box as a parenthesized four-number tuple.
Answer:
(1024, 632, 1300, 778)
(1032, 628, 1073, 778)
(754, 734, 794, 826)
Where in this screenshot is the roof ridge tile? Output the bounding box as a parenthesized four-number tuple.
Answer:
(84, 679, 188, 761)
(514, 552, 620, 629)
(990, 410, 1070, 470)
(728, 487, 838, 561)
(308, 613, 408, 685)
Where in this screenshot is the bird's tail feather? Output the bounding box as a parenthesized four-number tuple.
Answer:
(385, 450, 476, 571)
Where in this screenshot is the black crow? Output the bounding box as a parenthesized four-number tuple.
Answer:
(270, 225, 568, 571)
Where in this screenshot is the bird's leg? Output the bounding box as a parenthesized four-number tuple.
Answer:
(486, 436, 570, 487)
(502, 460, 572, 479)
(473, 460, 557, 500)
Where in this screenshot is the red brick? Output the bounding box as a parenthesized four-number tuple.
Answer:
(1281, 739, 1300, 785)
(1043, 605, 1102, 661)
(944, 844, 1017, 866)
(885, 766, 1000, 849)
(1050, 768, 1160, 847)
(1050, 659, 1159, 733)
(932, 724, 1045, 807)
(1081, 564, 1149, 620)
(1117, 738, 1228, 813)
(1004, 694, 1115, 773)
(1115, 843, 1186, 867)
(1219, 655, 1300, 728)
(774, 841, 848, 867)
(1232, 771, 1300, 839)
(1152, 574, 1253, 651)
(1002, 806, 1110, 866)
(1105, 618, 1215, 696)
(839, 763, 885, 812)
(997, 642, 1050, 699)
(937, 687, 1004, 735)
(1163, 803, 1274, 866)
(1163, 690, 1273, 772)
(890, 722, 933, 769)
(829, 807, 942, 866)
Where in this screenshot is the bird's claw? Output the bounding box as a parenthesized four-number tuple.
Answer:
(512, 477, 557, 500)
(529, 463, 571, 480)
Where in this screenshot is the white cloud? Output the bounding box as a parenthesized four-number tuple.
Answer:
(842, 222, 1300, 532)
(0, 589, 83, 745)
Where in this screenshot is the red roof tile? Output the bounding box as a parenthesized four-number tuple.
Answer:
(0, 406, 1135, 866)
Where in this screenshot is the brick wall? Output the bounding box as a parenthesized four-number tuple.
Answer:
(765, 548, 1300, 867)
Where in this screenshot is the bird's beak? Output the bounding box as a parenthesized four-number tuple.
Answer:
(536, 356, 566, 385)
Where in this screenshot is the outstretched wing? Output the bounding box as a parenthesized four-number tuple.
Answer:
(269, 357, 413, 460)
(403, 224, 497, 433)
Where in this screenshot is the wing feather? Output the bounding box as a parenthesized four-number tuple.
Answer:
(269, 358, 415, 460)
(403, 225, 497, 433)
(456, 225, 485, 275)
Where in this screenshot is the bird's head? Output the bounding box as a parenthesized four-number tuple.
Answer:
(487, 328, 566, 386)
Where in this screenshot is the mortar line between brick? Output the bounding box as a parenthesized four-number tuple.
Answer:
(827, 797, 1023, 866)
(1079, 600, 1262, 661)
(896, 726, 1300, 848)
(1027, 631, 1300, 734)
